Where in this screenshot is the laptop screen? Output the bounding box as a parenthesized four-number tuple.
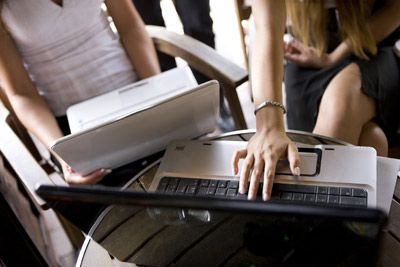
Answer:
(37, 185, 385, 267)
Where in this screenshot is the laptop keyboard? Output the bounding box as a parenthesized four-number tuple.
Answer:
(156, 177, 368, 208)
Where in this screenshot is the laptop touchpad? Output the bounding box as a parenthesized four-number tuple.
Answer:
(276, 151, 319, 176)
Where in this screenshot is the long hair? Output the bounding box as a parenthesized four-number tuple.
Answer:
(286, 0, 376, 59)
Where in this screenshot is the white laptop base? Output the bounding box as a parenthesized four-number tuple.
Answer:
(150, 140, 377, 207)
(67, 66, 198, 133)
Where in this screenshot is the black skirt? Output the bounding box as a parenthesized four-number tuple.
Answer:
(284, 30, 400, 146)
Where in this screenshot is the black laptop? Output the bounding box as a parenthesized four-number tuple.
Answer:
(36, 183, 386, 267)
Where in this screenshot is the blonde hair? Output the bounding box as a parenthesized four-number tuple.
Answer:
(286, 0, 376, 59)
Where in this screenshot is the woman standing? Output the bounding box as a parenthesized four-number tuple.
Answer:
(233, 0, 400, 201)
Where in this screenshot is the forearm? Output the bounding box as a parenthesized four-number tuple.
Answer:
(106, 0, 160, 79)
(8, 93, 63, 149)
(252, 0, 286, 131)
(328, 41, 352, 64)
(1, 22, 63, 150)
(121, 27, 160, 79)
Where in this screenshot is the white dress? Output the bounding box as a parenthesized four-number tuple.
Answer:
(1, 0, 138, 116)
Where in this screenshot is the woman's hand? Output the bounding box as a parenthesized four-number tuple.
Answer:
(284, 39, 334, 69)
(61, 163, 111, 184)
(232, 128, 300, 201)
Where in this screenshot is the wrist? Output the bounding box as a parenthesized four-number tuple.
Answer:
(254, 106, 285, 132)
(254, 100, 286, 115)
(328, 42, 352, 65)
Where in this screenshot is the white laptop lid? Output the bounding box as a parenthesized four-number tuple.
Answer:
(51, 81, 219, 175)
(67, 66, 198, 133)
(151, 140, 377, 207)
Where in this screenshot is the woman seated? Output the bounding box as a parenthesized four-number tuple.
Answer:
(0, 0, 161, 184)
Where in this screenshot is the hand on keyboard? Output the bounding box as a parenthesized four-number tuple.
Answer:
(231, 129, 300, 201)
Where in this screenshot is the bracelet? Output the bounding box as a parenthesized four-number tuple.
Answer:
(254, 100, 286, 115)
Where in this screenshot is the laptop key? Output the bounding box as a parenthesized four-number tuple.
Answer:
(328, 187, 340, 195)
(210, 180, 218, 187)
(328, 195, 339, 205)
(292, 193, 304, 201)
(207, 187, 217, 195)
(228, 180, 239, 189)
(200, 180, 210, 187)
(271, 191, 281, 200)
(340, 188, 352, 196)
(316, 194, 328, 203)
(275, 184, 317, 194)
(236, 193, 247, 200)
(352, 188, 367, 198)
(304, 194, 316, 202)
(340, 196, 367, 207)
(227, 189, 237, 197)
(317, 187, 328, 195)
(166, 185, 177, 194)
(216, 188, 227, 196)
(197, 187, 208, 196)
(169, 178, 180, 186)
(218, 180, 228, 188)
(179, 179, 199, 186)
(186, 185, 197, 195)
(176, 185, 186, 194)
(281, 192, 293, 201)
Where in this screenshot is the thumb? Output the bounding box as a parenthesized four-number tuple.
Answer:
(287, 143, 300, 176)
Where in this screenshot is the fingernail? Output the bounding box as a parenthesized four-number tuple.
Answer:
(102, 169, 112, 174)
(263, 193, 269, 201)
(294, 167, 300, 176)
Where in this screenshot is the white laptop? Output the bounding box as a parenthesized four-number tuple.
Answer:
(51, 81, 219, 175)
(150, 140, 377, 208)
(67, 66, 198, 133)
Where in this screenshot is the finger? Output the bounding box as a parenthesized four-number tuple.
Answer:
(283, 42, 292, 53)
(239, 155, 254, 194)
(263, 157, 277, 201)
(231, 149, 247, 175)
(248, 158, 264, 200)
(284, 53, 303, 64)
(288, 143, 301, 177)
(288, 39, 305, 52)
(67, 169, 111, 185)
(285, 42, 301, 54)
(67, 165, 74, 173)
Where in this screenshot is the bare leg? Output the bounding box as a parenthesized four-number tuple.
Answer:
(313, 63, 387, 154)
(359, 121, 388, 156)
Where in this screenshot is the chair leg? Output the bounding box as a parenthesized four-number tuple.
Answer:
(221, 83, 247, 129)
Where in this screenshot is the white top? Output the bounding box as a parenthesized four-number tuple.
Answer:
(1, 0, 137, 116)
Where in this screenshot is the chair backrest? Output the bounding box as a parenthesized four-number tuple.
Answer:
(0, 100, 67, 209)
(147, 25, 249, 129)
(234, 0, 252, 69)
